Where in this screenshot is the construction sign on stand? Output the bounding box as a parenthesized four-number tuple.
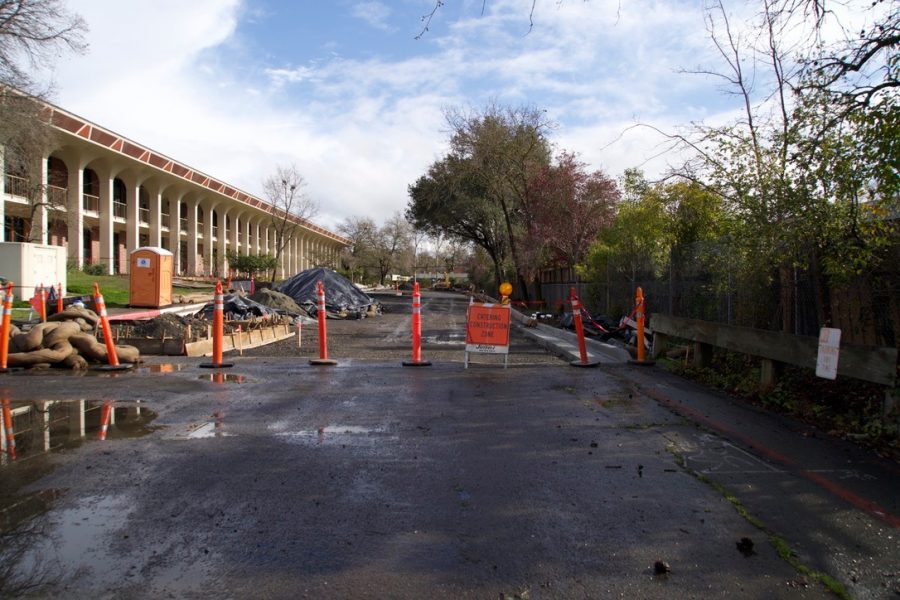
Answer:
(465, 301, 511, 368)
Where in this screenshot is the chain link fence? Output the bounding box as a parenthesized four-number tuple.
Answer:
(540, 240, 899, 348)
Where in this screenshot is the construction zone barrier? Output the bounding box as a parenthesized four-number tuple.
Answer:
(629, 286, 655, 366)
(0, 282, 17, 373)
(93, 283, 134, 372)
(2, 396, 16, 460)
(30, 283, 47, 322)
(200, 280, 234, 369)
(309, 281, 337, 366)
(98, 402, 112, 440)
(569, 287, 600, 368)
(402, 281, 431, 367)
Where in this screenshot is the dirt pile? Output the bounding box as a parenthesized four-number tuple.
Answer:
(249, 288, 307, 316)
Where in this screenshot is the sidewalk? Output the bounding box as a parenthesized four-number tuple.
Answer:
(513, 308, 900, 596)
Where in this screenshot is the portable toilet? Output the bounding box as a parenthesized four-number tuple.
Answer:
(129, 247, 173, 308)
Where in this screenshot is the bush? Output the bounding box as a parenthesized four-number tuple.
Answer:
(82, 263, 106, 276)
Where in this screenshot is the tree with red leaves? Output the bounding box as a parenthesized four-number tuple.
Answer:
(527, 151, 619, 271)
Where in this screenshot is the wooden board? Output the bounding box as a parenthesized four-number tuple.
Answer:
(652, 314, 897, 387)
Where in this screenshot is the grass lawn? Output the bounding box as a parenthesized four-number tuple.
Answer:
(62, 271, 214, 307)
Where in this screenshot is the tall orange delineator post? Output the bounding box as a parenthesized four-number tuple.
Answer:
(309, 281, 337, 366)
(33, 283, 47, 322)
(629, 286, 655, 366)
(569, 287, 600, 368)
(200, 280, 234, 369)
(0, 282, 16, 373)
(93, 283, 133, 371)
(56, 283, 63, 314)
(403, 281, 431, 367)
(2, 396, 16, 460)
(98, 402, 113, 440)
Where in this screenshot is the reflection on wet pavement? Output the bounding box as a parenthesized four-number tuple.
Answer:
(140, 363, 189, 373)
(199, 372, 248, 384)
(274, 424, 394, 446)
(1, 399, 158, 464)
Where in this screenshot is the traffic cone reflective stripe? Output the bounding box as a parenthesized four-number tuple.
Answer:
(93, 283, 120, 366)
(2, 398, 16, 459)
(0, 282, 14, 370)
(98, 402, 112, 440)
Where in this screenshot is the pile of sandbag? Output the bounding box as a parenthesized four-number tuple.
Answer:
(6, 306, 139, 369)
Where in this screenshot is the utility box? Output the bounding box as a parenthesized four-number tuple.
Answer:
(0, 242, 66, 301)
(129, 247, 173, 308)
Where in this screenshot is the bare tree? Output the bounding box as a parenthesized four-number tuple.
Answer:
(0, 0, 87, 91)
(338, 215, 378, 283)
(0, 1, 87, 244)
(261, 164, 318, 281)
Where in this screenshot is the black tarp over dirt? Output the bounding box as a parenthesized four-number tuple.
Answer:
(277, 267, 376, 318)
(196, 293, 281, 321)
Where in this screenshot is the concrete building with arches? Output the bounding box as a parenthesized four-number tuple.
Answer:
(0, 97, 349, 278)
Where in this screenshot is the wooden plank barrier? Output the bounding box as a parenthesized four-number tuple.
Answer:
(651, 314, 897, 388)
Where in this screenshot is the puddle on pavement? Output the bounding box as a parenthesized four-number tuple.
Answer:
(140, 363, 189, 373)
(199, 373, 248, 384)
(274, 424, 393, 446)
(1, 399, 158, 465)
(8, 494, 133, 595)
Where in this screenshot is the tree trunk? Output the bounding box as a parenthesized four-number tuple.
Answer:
(779, 263, 794, 334)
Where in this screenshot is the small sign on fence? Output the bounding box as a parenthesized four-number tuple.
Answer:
(816, 327, 841, 380)
(465, 301, 511, 368)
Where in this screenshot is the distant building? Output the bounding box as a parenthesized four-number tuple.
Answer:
(1, 96, 349, 277)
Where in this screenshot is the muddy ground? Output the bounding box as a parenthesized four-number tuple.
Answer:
(0, 290, 896, 599)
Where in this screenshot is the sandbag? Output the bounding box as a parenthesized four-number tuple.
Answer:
(10, 322, 58, 353)
(7, 340, 73, 367)
(42, 321, 83, 347)
(48, 307, 99, 328)
(69, 333, 140, 364)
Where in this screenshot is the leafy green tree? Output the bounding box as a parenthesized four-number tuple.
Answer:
(409, 104, 553, 297)
(584, 169, 671, 293)
(408, 155, 511, 286)
(226, 251, 276, 280)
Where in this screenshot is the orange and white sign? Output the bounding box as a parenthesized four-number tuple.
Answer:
(466, 302, 511, 354)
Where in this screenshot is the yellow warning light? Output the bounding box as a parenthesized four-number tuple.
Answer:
(499, 282, 513, 297)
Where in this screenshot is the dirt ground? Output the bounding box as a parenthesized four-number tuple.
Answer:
(238, 290, 566, 366)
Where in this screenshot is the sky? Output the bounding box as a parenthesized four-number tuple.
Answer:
(39, 0, 860, 232)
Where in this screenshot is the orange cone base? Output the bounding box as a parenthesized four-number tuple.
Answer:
(628, 359, 656, 367)
(200, 362, 235, 369)
(402, 360, 432, 367)
(570, 359, 601, 368)
(93, 364, 134, 372)
(309, 358, 338, 366)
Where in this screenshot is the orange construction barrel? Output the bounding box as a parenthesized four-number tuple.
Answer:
(129, 247, 173, 308)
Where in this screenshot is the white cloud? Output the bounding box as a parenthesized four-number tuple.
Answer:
(351, 1, 393, 31)
(49, 0, 793, 233)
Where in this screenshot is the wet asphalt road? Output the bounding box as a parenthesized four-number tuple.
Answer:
(0, 291, 897, 599)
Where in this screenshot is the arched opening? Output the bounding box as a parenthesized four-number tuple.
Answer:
(83, 168, 100, 212)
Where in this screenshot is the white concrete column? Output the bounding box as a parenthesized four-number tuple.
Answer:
(0, 145, 6, 242)
(65, 159, 85, 269)
(147, 182, 162, 248)
(99, 171, 114, 275)
(168, 194, 182, 272)
(186, 198, 199, 275)
(123, 178, 141, 272)
(203, 204, 215, 276)
(229, 211, 240, 261)
(217, 208, 229, 277)
(33, 154, 50, 243)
